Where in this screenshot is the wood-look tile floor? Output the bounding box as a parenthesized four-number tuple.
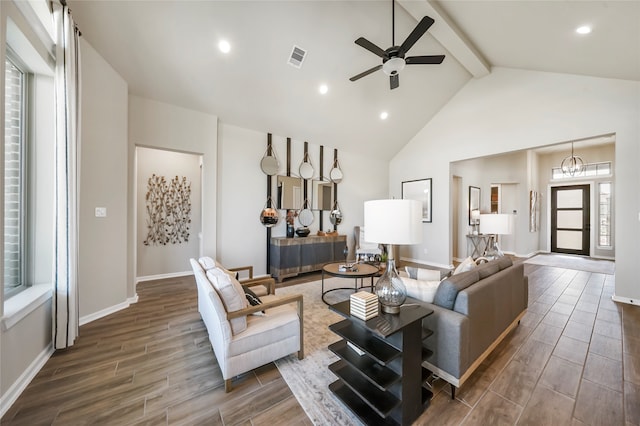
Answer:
(2, 260, 639, 425)
(1, 277, 311, 426)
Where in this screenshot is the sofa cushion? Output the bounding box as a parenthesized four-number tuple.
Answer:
(433, 270, 480, 310)
(401, 277, 441, 303)
(496, 256, 513, 270)
(453, 256, 476, 275)
(476, 261, 501, 279)
(207, 268, 247, 334)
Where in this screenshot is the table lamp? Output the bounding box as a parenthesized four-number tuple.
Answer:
(471, 209, 480, 235)
(364, 199, 422, 314)
(479, 213, 513, 258)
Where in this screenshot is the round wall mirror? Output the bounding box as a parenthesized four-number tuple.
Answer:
(329, 202, 343, 225)
(329, 167, 343, 183)
(260, 155, 279, 176)
(298, 152, 314, 180)
(330, 158, 343, 183)
(298, 207, 314, 227)
(259, 197, 280, 227)
(260, 207, 280, 227)
(299, 162, 314, 180)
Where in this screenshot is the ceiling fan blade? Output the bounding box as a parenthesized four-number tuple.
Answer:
(349, 65, 382, 81)
(405, 55, 445, 65)
(399, 16, 435, 56)
(390, 74, 399, 90)
(355, 37, 388, 58)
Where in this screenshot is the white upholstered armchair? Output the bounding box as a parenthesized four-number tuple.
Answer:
(190, 258, 304, 392)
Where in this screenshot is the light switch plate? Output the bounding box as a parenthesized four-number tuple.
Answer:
(95, 207, 107, 218)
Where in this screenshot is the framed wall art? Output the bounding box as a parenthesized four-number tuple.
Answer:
(402, 178, 432, 223)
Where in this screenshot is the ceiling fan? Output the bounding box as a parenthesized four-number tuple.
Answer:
(349, 1, 445, 90)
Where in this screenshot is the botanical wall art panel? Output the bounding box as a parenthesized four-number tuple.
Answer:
(144, 174, 192, 245)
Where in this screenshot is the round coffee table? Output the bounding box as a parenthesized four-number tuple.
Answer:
(321, 262, 380, 305)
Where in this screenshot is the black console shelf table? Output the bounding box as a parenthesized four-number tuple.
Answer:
(328, 299, 434, 426)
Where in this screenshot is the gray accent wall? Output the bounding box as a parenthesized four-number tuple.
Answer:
(78, 38, 129, 319)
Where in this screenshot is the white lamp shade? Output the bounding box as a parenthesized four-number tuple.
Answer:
(480, 213, 513, 235)
(471, 209, 481, 220)
(364, 199, 422, 245)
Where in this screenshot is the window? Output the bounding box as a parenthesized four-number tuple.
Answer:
(551, 161, 612, 180)
(598, 182, 612, 248)
(4, 54, 26, 298)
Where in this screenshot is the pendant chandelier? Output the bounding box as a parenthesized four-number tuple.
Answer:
(561, 142, 584, 177)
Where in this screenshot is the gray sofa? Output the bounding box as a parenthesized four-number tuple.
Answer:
(415, 257, 528, 398)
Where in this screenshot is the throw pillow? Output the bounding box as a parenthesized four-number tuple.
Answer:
(433, 270, 480, 310)
(405, 266, 442, 281)
(206, 268, 247, 334)
(198, 256, 217, 271)
(215, 260, 240, 280)
(401, 277, 441, 303)
(244, 287, 265, 316)
(453, 256, 476, 275)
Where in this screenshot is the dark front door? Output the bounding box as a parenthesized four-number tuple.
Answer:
(551, 185, 590, 255)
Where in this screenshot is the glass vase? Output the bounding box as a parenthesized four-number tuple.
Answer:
(375, 258, 406, 314)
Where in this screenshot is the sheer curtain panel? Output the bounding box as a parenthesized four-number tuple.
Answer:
(52, 2, 81, 349)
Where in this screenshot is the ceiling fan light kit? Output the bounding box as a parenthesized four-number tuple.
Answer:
(350, 0, 445, 89)
(382, 57, 405, 76)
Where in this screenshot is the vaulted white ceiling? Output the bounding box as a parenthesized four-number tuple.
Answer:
(67, 0, 640, 160)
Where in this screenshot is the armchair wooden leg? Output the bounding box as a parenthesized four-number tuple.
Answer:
(451, 383, 456, 400)
(224, 379, 232, 393)
(298, 349, 304, 360)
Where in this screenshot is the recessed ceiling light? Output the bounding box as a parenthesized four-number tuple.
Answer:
(218, 40, 231, 53)
(380, 111, 388, 120)
(319, 84, 328, 95)
(576, 26, 592, 35)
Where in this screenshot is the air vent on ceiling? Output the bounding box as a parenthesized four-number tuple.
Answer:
(287, 45, 306, 68)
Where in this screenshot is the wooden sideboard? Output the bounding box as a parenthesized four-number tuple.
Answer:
(269, 235, 347, 281)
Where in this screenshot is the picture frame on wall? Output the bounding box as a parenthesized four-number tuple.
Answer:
(469, 186, 480, 225)
(402, 178, 432, 223)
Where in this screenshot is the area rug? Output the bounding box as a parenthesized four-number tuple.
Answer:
(524, 253, 615, 275)
(274, 277, 366, 426)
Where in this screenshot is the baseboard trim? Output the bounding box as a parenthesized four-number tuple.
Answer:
(136, 270, 193, 283)
(0, 343, 54, 418)
(79, 294, 139, 326)
(612, 295, 639, 306)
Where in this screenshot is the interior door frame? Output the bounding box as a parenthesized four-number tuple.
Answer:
(548, 183, 592, 256)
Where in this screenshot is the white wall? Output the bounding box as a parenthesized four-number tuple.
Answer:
(216, 123, 389, 276)
(78, 39, 129, 318)
(390, 67, 639, 303)
(451, 151, 531, 259)
(136, 147, 202, 277)
(129, 96, 218, 277)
